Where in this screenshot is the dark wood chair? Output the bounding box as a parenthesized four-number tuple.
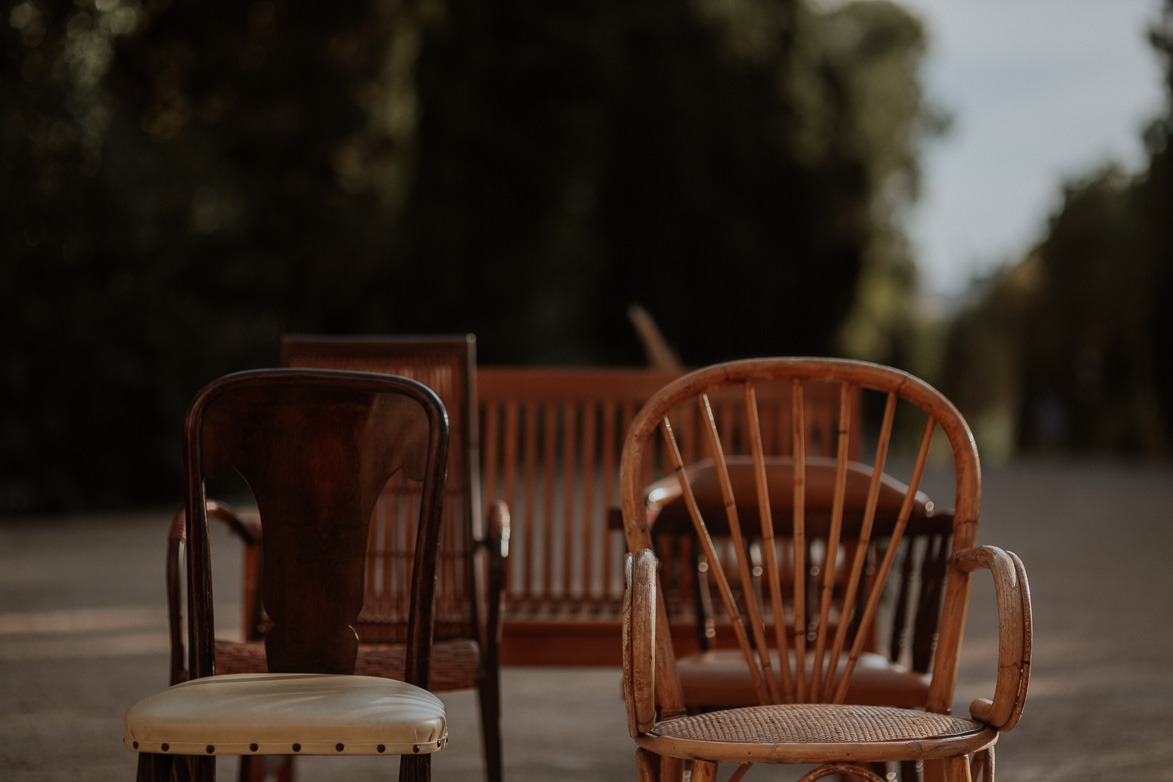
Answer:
(280, 334, 507, 782)
(620, 358, 1032, 782)
(165, 336, 507, 782)
(127, 369, 451, 782)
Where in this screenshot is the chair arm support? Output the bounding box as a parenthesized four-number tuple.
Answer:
(623, 550, 658, 737)
(168, 500, 262, 547)
(480, 500, 511, 561)
(477, 501, 510, 653)
(166, 501, 262, 684)
(950, 545, 1033, 732)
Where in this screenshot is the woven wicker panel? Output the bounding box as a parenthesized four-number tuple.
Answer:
(213, 638, 481, 691)
(651, 704, 980, 744)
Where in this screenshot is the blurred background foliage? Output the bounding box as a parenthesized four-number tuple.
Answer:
(2, 0, 1171, 513)
(941, 3, 1173, 461)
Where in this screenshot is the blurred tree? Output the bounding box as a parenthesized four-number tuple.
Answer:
(393, 0, 943, 364)
(940, 167, 1166, 457)
(822, 0, 949, 367)
(1141, 0, 1173, 446)
(1016, 168, 1157, 454)
(3, 0, 942, 511)
(937, 0, 1173, 458)
(3, 0, 421, 510)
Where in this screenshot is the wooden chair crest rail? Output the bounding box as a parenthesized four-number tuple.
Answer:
(620, 358, 1032, 782)
(127, 369, 451, 782)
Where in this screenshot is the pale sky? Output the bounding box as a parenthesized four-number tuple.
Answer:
(896, 0, 1168, 297)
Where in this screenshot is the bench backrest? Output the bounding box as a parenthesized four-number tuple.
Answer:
(476, 368, 857, 630)
(476, 368, 683, 616)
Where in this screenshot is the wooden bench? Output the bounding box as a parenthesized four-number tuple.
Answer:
(477, 368, 681, 665)
(212, 350, 944, 672)
(476, 367, 870, 666)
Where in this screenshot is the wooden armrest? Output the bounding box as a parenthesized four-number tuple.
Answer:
(480, 501, 511, 652)
(623, 550, 658, 738)
(167, 500, 261, 546)
(950, 545, 1032, 732)
(480, 500, 511, 560)
(166, 500, 263, 685)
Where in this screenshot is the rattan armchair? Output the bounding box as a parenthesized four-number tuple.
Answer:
(164, 335, 507, 782)
(619, 358, 1032, 782)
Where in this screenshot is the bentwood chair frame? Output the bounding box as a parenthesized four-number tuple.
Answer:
(130, 369, 451, 782)
(619, 358, 1032, 782)
(279, 334, 507, 782)
(633, 379, 954, 724)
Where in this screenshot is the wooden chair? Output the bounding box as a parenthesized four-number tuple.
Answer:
(280, 334, 506, 782)
(620, 358, 1032, 782)
(127, 369, 451, 782)
(640, 379, 953, 718)
(164, 335, 507, 782)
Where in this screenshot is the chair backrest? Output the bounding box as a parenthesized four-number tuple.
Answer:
(184, 369, 449, 686)
(476, 368, 681, 614)
(280, 335, 478, 643)
(620, 358, 978, 714)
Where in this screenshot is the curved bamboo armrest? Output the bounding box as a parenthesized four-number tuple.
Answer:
(950, 545, 1032, 732)
(167, 501, 262, 684)
(623, 550, 658, 738)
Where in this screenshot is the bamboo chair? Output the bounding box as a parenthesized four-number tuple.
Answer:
(620, 358, 1032, 782)
(127, 369, 451, 782)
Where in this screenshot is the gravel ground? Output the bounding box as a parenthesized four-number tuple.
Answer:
(3, 459, 1172, 781)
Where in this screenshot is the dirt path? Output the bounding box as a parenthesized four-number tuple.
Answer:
(3, 459, 1171, 781)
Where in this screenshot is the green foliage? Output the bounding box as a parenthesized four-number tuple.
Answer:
(3, 0, 940, 511)
(937, 0, 1173, 458)
(941, 168, 1159, 455)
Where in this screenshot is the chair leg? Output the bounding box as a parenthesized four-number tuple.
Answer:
(238, 756, 261, 782)
(923, 759, 946, 782)
(661, 756, 685, 782)
(136, 753, 172, 782)
(690, 760, 719, 782)
(635, 749, 660, 782)
(478, 668, 503, 782)
(398, 753, 431, 782)
(970, 749, 994, 782)
(943, 756, 972, 782)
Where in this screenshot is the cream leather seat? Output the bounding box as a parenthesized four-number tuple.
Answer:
(124, 673, 447, 757)
(124, 369, 452, 782)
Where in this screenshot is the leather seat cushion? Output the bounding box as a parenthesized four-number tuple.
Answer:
(124, 673, 447, 756)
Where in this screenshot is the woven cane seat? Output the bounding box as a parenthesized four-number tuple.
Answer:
(646, 704, 993, 762)
(215, 638, 481, 690)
